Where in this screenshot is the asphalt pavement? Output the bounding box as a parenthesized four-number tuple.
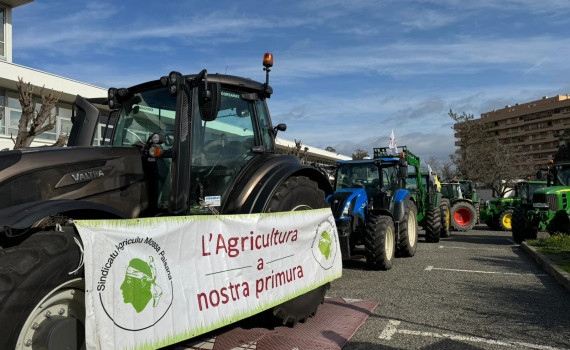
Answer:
(329, 225, 570, 350)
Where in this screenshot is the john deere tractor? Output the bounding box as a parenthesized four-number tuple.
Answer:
(481, 180, 546, 231)
(512, 160, 570, 242)
(326, 147, 419, 270)
(377, 147, 441, 243)
(458, 180, 479, 223)
(407, 170, 448, 242)
(0, 54, 335, 349)
(440, 180, 478, 231)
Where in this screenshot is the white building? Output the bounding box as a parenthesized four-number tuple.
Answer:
(0, 0, 350, 163)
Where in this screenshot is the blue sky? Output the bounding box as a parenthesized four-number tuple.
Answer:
(11, 0, 570, 160)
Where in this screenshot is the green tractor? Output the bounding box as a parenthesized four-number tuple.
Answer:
(480, 180, 546, 231)
(458, 180, 479, 224)
(440, 180, 478, 231)
(374, 147, 442, 243)
(406, 170, 447, 242)
(512, 160, 570, 243)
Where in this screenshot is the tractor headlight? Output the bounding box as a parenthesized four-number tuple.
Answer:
(532, 202, 549, 209)
(340, 201, 351, 219)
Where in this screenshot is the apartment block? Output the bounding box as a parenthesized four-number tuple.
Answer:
(476, 95, 570, 168)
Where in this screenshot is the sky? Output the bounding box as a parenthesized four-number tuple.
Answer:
(11, 0, 570, 161)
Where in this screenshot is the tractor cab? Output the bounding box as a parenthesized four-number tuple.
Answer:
(515, 180, 548, 203)
(441, 182, 462, 200)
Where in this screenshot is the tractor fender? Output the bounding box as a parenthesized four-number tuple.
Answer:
(391, 189, 412, 223)
(0, 200, 129, 229)
(222, 154, 333, 214)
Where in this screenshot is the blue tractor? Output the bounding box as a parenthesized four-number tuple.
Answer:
(326, 151, 418, 270)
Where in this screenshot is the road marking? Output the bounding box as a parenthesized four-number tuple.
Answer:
(425, 266, 548, 277)
(438, 245, 518, 251)
(378, 320, 401, 340)
(379, 320, 567, 350)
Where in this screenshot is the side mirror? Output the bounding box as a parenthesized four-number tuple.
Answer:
(274, 123, 287, 133)
(199, 82, 221, 122)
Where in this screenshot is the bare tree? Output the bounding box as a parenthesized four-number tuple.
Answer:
(12, 77, 67, 149)
(426, 155, 455, 180)
(277, 139, 310, 164)
(325, 146, 336, 153)
(449, 109, 532, 197)
(351, 149, 369, 160)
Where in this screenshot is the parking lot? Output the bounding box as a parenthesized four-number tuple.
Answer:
(331, 225, 570, 350)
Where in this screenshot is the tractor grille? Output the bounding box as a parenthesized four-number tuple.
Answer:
(328, 192, 353, 218)
(533, 193, 559, 210)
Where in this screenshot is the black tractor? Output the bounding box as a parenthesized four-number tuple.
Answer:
(0, 54, 333, 349)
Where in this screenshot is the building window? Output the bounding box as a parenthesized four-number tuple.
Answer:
(1, 90, 74, 144)
(0, 8, 4, 58)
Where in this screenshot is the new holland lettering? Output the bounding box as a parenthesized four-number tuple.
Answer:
(71, 170, 104, 182)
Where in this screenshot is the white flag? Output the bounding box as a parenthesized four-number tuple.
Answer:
(428, 165, 435, 184)
(389, 130, 397, 153)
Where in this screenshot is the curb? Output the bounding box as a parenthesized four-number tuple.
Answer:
(521, 242, 570, 293)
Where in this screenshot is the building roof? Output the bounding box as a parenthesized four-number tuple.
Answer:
(275, 138, 351, 162)
(0, 0, 33, 7)
(0, 60, 106, 102)
(481, 95, 570, 120)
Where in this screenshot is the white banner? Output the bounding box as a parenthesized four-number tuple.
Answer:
(75, 208, 341, 350)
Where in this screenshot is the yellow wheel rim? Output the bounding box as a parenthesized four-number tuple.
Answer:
(446, 208, 450, 230)
(502, 213, 512, 229)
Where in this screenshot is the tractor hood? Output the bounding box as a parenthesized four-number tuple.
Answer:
(327, 188, 367, 219)
(532, 186, 570, 211)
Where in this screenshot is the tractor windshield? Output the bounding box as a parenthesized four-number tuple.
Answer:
(189, 89, 260, 213)
(524, 182, 546, 200)
(459, 182, 472, 199)
(441, 184, 460, 199)
(112, 87, 176, 149)
(555, 164, 570, 187)
(336, 162, 380, 198)
(112, 86, 177, 210)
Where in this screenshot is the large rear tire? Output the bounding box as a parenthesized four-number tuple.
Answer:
(424, 205, 441, 243)
(499, 209, 514, 231)
(475, 204, 481, 224)
(0, 230, 85, 350)
(266, 176, 330, 326)
(450, 202, 477, 231)
(364, 214, 395, 270)
(511, 206, 537, 243)
(440, 198, 451, 238)
(397, 200, 418, 257)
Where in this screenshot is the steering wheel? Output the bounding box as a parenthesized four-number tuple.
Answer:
(164, 132, 174, 146)
(203, 134, 227, 154)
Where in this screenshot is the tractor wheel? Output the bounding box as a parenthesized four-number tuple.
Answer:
(397, 200, 418, 257)
(440, 198, 451, 238)
(364, 214, 396, 270)
(499, 209, 514, 231)
(266, 176, 330, 326)
(512, 206, 529, 243)
(0, 230, 85, 350)
(450, 202, 477, 231)
(475, 204, 481, 224)
(424, 205, 441, 243)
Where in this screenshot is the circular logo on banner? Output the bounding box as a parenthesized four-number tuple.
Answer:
(97, 237, 174, 331)
(311, 217, 338, 270)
